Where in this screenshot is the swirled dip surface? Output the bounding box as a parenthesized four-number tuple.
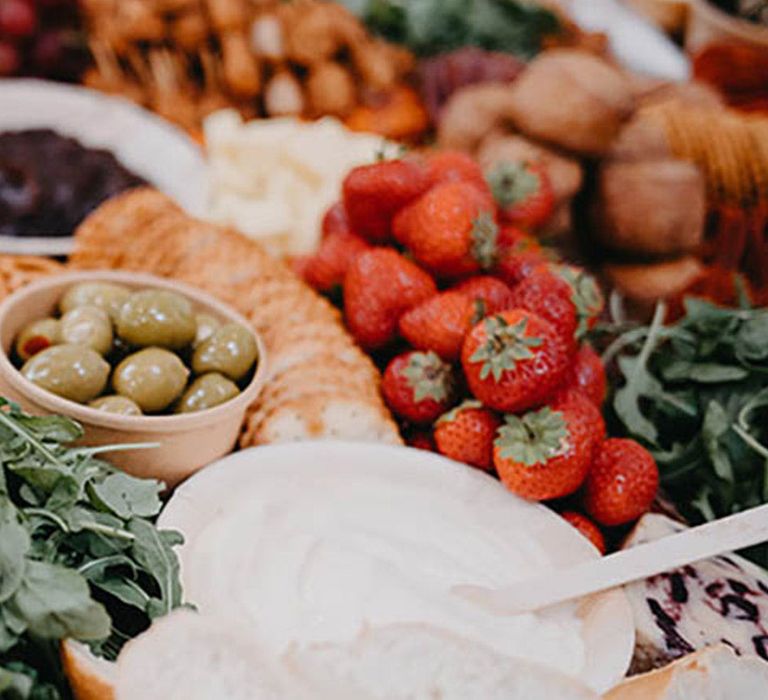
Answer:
(162, 445, 597, 680)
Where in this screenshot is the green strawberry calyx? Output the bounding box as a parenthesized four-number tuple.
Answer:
(469, 315, 543, 382)
(470, 211, 500, 270)
(554, 265, 603, 338)
(402, 351, 454, 403)
(436, 399, 484, 426)
(486, 161, 541, 208)
(494, 407, 569, 466)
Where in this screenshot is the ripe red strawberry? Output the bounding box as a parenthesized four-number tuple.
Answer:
(562, 344, 607, 407)
(382, 351, 456, 425)
(303, 231, 370, 292)
(561, 512, 606, 555)
(461, 309, 570, 413)
(321, 201, 353, 239)
(343, 159, 430, 243)
(425, 150, 489, 192)
(486, 160, 555, 230)
(344, 249, 436, 350)
(494, 226, 549, 286)
(508, 268, 578, 349)
(452, 276, 515, 315)
(434, 400, 501, 471)
(393, 181, 499, 279)
(399, 291, 480, 361)
(551, 264, 605, 338)
(585, 439, 659, 526)
(493, 392, 604, 501)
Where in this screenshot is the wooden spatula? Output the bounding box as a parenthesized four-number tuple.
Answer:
(454, 503, 768, 615)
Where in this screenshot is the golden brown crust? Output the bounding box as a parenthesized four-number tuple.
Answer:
(60, 641, 116, 700)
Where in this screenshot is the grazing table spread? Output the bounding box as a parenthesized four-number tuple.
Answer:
(0, 1, 767, 698)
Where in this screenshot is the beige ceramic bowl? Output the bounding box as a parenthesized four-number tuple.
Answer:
(0, 270, 266, 488)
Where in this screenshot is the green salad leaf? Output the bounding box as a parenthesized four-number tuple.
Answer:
(601, 300, 768, 567)
(348, 0, 560, 58)
(0, 399, 185, 699)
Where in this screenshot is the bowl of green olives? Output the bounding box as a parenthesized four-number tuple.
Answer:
(0, 271, 266, 487)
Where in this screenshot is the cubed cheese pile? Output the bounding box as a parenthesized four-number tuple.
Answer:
(204, 110, 397, 256)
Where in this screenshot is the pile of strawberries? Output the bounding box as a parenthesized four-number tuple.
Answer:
(299, 151, 659, 554)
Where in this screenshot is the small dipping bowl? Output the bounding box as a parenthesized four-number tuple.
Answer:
(0, 270, 266, 488)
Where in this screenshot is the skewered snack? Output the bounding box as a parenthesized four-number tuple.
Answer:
(80, 0, 425, 138)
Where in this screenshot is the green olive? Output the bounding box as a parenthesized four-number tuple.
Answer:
(192, 323, 257, 381)
(175, 373, 240, 413)
(60, 282, 131, 320)
(15, 318, 61, 361)
(116, 289, 196, 350)
(113, 348, 189, 412)
(22, 344, 110, 403)
(89, 395, 143, 416)
(194, 313, 220, 347)
(60, 306, 113, 356)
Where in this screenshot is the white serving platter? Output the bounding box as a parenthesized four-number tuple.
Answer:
(0, 79, 208, 256)
(159, 442, 635, 693)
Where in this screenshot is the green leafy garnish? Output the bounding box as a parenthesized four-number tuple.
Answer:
(602, 300, 768, 567)
(0, 399, 184, 698)
(348, 0, 560, 58)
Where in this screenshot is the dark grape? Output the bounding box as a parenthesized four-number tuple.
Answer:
(0, 41, 20, 76)
(0, 0, 37, 38)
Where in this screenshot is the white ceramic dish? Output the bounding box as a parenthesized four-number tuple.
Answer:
(159, 442, 635, 693)
(0, 79, 207, 256)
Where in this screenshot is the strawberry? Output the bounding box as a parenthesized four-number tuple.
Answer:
(382, 351, 456, 425)
(461, 310, 570, 413)
(406, 429, 436, 452)
(493, 392, 604, 501)
(425, 150, 488, 192)
(399, 291, 480, 361)
(508, 267, 578, 349)
(561, 512, 606, 555)
(584, 438, 659, 526)
(562, 344, 606, 407)
(551, 264, 604, 338)
(343, 159, 430, 243)
(434, 400, 501, 471)
(321, 201, 353, 239)
(393, 181, 499, 279)
(303, 231, 370, 293)
(452, 276, 515, 315)
(344, 249, 436, 350)
(486, 160, 555, 230)
(494, 226, 549, 286)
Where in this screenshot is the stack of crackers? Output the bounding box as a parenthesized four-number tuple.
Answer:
(40, 187, 401, 446)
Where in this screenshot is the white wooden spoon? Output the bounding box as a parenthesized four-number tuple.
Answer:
(454, 503, 768, 615)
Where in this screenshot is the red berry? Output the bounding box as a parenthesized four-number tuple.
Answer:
(434, 400, 501, 471)
(508, 267, 578, 349)
(0, 41, 20, 76)
(452, 276, 515, 315)
(551, 264, 605, 338)
(406, 429, 436, 452)
(399, 290, 477, 361)
(303, 231, 370, 293)
(585, 439, 659, 526)
(561, 512, 606, 554)
(425, 150, 488, 192)
(0, 0, 37, 38)
(487, 160, 555, 230)
(342, 159, 430, 243)
(321, 201, 353, 239)
(344, 249, 436, 350)
(382, 351, 456, 425)
(461, 309, 570, 413)
(493, 392, 604, 501)
(563, 344, 607, 407)
(394, 181, 499, 279)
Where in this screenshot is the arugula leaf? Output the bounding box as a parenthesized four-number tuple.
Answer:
(0, 501, 30, 604)
(89, 473, 163, 520)
(128, 519, 183, 617)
